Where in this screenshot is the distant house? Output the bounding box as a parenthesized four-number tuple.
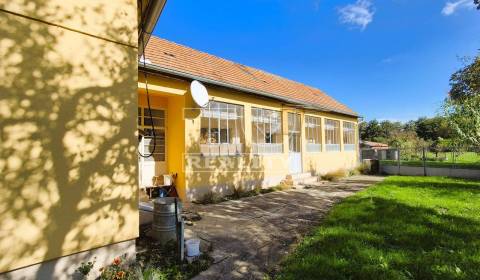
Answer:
(360, 140, 389, 150)
(360, 141, 390, 160)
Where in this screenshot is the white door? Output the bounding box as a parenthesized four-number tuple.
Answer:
(288, 113, 302, 174)
(138, 108, 166, 187)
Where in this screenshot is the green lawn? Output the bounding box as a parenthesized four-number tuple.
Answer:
(380, 152, 480, 169)
(380, 160, 480, 169)
(276, 176, 480, 280)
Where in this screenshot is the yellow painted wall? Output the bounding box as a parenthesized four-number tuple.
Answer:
(302, 111, 359, 175)
(137, 74, 188, 200)
(139, 73, 359, 202)
(183, 84, 359, 200)
(0, 1, 138, 273)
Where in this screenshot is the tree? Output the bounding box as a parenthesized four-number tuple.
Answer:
(379, 120, 403, 140)
(415, 116, 453, 141)
(448, 55, 480, 101)
(403, 120, 417, 134)
(360, 119, 404, 142)
(443, 95, 480, 146)
(388, 129, 428, 150)
(475, 0, 480, 9)
(360, 120, 382, 141)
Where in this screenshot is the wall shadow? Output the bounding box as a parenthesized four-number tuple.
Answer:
(183, 132, 267, 201)
(1, 2, 138, 278)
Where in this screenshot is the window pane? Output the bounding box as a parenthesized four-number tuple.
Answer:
(288, 113, 300, 132)
(305, 116, 322, 152)
(251, 107, 283, 153)
(139, 107, 166, 162)
(144, 117, 164, 127)
(219, 103, 228, 144)
(200, 101, 244, 155)
(144, 108, 164, 118)
(343, 121, 355, 145)
(325, 119, 340, 146)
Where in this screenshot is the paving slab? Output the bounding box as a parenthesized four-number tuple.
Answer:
(184, 175, 385, 280)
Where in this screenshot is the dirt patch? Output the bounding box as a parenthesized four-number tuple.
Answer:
(185, 175, 385, 280)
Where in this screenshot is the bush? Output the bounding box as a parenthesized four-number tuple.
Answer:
(348, 168, 360, 176)
(321, 169, 347, 182)
(196, 191, 224, 205)
(76, 259, 95, 279)
(355, 162, 372, 175)
(95, 242, 213, 280)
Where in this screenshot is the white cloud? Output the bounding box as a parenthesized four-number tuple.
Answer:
(442, 0, 475, 16)
(338, 0, 375, 30)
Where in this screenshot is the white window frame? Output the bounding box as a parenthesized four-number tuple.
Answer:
(325, 118, 340, 152)
(138, 107, 166, 162)
(343, 121, 356, 151)
(200, 101, 244, 156)
(251, 107, 283, 154)
(305, 115, 322, 152)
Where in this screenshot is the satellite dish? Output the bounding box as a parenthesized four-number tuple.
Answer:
(190, 80, 209, 108)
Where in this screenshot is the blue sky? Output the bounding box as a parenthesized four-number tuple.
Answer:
(153, 0, 479, 122)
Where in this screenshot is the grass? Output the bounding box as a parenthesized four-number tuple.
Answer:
(380, 152, 480, 169)
(381, 160, 480, 169)
(321, 169, 348, 182)
(275, 176, 480, 280)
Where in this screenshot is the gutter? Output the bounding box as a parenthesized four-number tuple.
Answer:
(140, 62, 359, 118)
(138, 0, 167, 53)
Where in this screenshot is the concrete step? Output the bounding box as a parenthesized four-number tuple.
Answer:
(290, 172, 313, 180)
(298, 176, 319, 185)
(289, 173, 320, 185)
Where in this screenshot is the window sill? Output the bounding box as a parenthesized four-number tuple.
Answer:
(252, 152, 284, 156)
(200, 153, 243, 157)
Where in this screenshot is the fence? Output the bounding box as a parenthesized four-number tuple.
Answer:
(361, 146, 480, 180)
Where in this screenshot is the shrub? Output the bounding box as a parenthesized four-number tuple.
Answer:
(196, 191, 224, 204)
(348, 168, 360, 176)
(355, 162, 372, 175)
(321, 169, 347, 181)
(76, 259, 95, 279)
(229, 185, 253, 199)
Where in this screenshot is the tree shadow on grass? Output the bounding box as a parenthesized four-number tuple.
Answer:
(384, 177, 480, 193)
(278, 196, 480, 280)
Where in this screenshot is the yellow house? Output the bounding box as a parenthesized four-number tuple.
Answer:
(138, 37, 360, 201)
(1, 0, 358, 277)
(0, 0, 165, 278)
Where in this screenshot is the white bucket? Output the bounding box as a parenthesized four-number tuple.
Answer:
(185, 239, 201, 257)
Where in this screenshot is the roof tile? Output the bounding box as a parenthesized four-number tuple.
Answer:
(144, 36, 357, 116)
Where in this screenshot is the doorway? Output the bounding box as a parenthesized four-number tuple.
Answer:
(288, 112, 302, 174)
(138, 107, 166, 187)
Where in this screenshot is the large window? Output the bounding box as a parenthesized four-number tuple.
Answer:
(325, 119, 340, 152)
(343, 121, 356, 151)
(305, 116, 322, 152)
(138, 107, 165, 161)
(252, 107, 283, 154)
(200, 101, 244, 156)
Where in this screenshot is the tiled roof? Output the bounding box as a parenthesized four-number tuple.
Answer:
(361, 141, 389, 148)
(143, 36, 358, 117)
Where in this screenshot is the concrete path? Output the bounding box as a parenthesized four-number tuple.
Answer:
(186, 175, 384, 280)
